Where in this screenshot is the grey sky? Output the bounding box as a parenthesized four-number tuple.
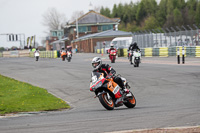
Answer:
(0, 0, 142, 48)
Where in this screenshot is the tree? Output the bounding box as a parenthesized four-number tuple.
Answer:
(0, 47, 5, 51)
(144, 16, 160, 30)
(173, 8, 183, 26)
(100, 7, 111, 17)
(70, 11, 84, 23)
(112, 4, 118, 17)
(195, 2, 200, 25)
(186, 0, 197, 24)
(156, 0, 168, 26)
(136, 1, 146, 24)
(167, 0, 176, 15)
(42, 8, 67, 31)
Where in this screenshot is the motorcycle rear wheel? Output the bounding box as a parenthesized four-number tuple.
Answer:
(124, 92, 136, 108)
(68, 57, 71, 62)
(99, 93, 114, 110)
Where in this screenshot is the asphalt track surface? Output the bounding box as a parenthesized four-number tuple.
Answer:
(0, 53, 200, 133)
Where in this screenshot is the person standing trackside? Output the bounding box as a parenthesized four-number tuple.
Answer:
(34, 48, 40, 61)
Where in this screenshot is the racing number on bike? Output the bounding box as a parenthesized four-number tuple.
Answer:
(92, 75, 97, 83)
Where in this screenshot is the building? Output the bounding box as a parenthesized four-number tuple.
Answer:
(71, 30, 132, 53)
(49, 10, 132, 52)
(64, 10, 120, 43)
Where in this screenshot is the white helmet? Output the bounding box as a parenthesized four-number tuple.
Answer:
(110, 43, 114, 48)
(91, 57, 102, 70)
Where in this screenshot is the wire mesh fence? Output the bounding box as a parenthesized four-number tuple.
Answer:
(133, 28, 200, 48)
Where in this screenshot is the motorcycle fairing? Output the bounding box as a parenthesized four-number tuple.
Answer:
(106, 78, 122, 99)
(90, 72, 105, 91)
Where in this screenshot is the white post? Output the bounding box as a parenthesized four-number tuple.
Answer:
(76, 18, 79, 38)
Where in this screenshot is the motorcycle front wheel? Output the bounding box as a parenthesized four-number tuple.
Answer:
(99, 92, 114, 110)
(124, 92, 136, 108)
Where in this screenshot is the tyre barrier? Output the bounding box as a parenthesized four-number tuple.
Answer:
(0, 52, 3, 57)
(30, 51, 57, 58)
(98, 46, 200, 57)
(196, 46, 200, 57)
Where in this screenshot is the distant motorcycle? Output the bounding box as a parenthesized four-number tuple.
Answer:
(109, 49, 117, 63)
(90, 72, 136, 110)
(67, 51, 72, 62)
(60, 51, 67, 61)
(129, 50, 141, 67)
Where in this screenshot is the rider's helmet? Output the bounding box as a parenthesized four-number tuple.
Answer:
(110, 43, 114, 48)
(133, 42, 137, 46)
(91, 57, 102, 70)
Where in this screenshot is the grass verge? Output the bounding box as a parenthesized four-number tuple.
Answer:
(0, 74, 70, 115)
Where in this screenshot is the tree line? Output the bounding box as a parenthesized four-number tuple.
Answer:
(100, 0, 200, 32)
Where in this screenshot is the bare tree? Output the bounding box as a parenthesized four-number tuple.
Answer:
(70, 11, 84, 23)
(42, 8, 67, 31)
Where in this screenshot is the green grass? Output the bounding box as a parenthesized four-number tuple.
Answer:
(0, 74, 70, 115)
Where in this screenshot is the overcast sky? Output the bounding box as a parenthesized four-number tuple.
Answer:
(0, 0, 143, 48)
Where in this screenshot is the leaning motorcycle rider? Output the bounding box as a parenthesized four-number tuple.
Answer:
(91, 57, 129, 93)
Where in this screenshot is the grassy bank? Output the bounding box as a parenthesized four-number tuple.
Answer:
(0, 74, 70, 115)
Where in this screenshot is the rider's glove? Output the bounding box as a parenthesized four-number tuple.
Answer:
(106, 73, 113, 79)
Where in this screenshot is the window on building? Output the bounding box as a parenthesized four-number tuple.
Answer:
(98, 26, 101, 31)
(98, 25, 113, 31)
(78, 26, 91, 33)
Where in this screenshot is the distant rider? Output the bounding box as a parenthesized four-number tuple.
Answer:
(60, 47, 66, 55)
(91, 57, 129, 93)
(66, 46, 72, 58)
(108, 44, 117, 54)
(128, 42, 140, 64)
(34, 48, 40, 61)
(128, 42, 140, 51)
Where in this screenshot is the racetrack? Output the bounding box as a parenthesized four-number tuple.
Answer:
(0, 53, 200, 133)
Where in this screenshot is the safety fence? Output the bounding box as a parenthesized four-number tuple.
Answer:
(133, 26, 200, 48)
(1, 50, 30, 57)
(29, 51, 57, 58)
(96, 46, 200, 57)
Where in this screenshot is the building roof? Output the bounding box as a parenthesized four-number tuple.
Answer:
(72, 30, 132, 42)
(70, 10, 120, 26)
(50, 37, 69, 45)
